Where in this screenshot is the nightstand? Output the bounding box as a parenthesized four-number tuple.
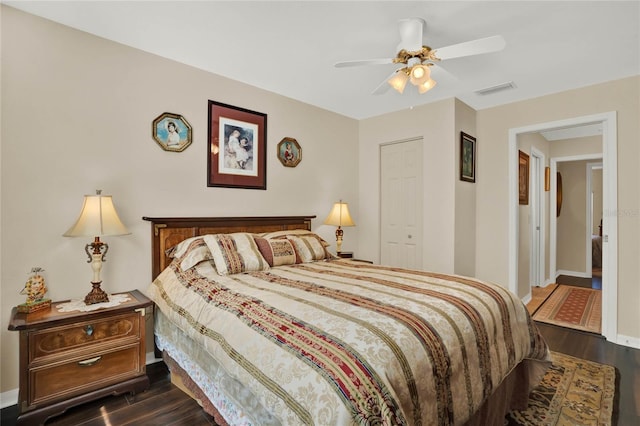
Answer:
(8, 290, 152, 425)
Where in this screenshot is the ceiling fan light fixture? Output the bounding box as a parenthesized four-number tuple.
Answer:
(388, 70, 409, 93)
(418, 78, 437, 94)
(409, 64, 431, 86)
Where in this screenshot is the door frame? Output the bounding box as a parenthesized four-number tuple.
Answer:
(508, 111, 618, 342)
(529, 147, 545, 288)
(585, 162, 603, 273)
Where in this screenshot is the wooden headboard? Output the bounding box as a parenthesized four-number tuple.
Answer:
(142, 216, 316, 279)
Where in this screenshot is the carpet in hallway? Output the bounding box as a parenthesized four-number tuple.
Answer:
(532, 285, 601, 334)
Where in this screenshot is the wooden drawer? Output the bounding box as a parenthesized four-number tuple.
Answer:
(30, 312, 140, 362)
(30, 344, 141, 406)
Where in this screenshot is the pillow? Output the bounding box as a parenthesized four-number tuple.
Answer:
(261, 229, 331, 247)
(287, 234, 334, 263)
(166, 236, 205, 258)
(254, 237, 299, 266)
(165, 237, 214, 271)
(204, 233, 270, 275)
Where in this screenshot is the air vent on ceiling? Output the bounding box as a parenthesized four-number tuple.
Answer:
(474, 81, 516, 96)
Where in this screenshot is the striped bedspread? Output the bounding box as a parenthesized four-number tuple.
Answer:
(147, 259, 550, 426)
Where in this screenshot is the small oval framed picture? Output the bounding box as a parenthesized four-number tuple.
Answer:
(152, 112, 192, 152)
(277, 137, 301, 167)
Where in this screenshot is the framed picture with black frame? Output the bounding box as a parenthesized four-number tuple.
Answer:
(207, 100, 267, 189)
(460, 132, 476, 182)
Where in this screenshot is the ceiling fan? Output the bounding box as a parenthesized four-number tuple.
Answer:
(335, 18, 506, 95)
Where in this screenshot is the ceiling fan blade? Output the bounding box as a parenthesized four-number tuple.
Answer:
(334, 58, 394, 68)
(397, 17, 425, 52)
(435, 35, 506, 60)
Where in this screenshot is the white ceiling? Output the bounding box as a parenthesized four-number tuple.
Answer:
(5, 1, 640, 120)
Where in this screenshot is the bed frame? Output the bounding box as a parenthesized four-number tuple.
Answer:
(142, 216, 315, 280)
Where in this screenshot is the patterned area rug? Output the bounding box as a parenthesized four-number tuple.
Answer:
(506, 351, 617, 426)
(532, 285, 601, 334)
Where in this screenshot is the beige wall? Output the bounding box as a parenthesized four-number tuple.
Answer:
(358, 98, 458, 273)
(476, 76, 640, 341)
(358, 97, 477, 280)
(1, 7, 359, 393)
(454, 100, 477, 277)
(550, 135, 603, 157)
(551, 137, 603, 275)
(557, 160, 590, 273)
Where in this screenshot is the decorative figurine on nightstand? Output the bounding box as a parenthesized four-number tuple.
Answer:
(17, 267, 51, 313)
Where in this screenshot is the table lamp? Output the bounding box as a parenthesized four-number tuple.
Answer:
(323, 200, 355, 254)
(63, 190, 130, 304)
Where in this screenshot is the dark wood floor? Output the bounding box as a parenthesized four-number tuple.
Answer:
(2, 323, 638, 425)
(0, 363, 217, 426)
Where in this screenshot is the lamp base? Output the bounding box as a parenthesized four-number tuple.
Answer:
(84, 281, 109, 305)
(335, 226, 344, 254)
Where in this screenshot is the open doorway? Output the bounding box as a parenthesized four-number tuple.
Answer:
(508, 112, 618, 342)
(553, 158, 603, 290)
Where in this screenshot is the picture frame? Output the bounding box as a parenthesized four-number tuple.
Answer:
(152, 112, 192, 152)
(460, 132, 476, 182)
(277, 137, 302, 167)
(519, 150, 530, 205)
(207, 100, 267, 189)
(545, 166, 551, 191)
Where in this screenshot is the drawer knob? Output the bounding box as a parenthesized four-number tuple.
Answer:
(84, 325, 94, 336)
(78, 356, 102, 367)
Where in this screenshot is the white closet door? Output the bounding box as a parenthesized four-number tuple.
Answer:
(380, 139, 423, 269)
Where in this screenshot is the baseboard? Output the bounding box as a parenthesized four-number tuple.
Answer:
(522, 293, 532, 305)
(0, 388, 19, 409)
(146, 350, 163, 365)
(614, 333, 640, 349)
(1, 352, 163, 409)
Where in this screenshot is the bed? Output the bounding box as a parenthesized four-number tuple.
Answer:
(143, 216, 550, 426)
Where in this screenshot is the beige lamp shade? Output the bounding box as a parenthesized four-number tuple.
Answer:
(409, 64, 431, 86)
(388, 70, 409, 94)
(64, 190, 130, 237)
(323, 201, 355, 227)
(418, 78, 437, 94)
